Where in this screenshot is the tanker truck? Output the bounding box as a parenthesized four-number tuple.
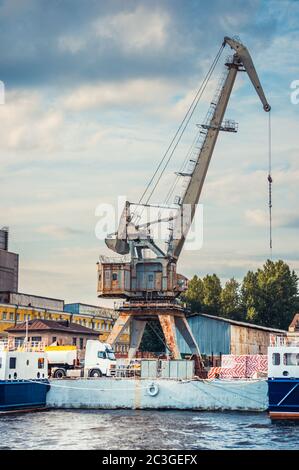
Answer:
(45, 339, 116, 378)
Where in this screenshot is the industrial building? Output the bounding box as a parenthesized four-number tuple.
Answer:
(177, 313, 288, 365)
(0, 228, 18, 292)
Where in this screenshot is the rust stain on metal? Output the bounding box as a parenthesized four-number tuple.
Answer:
(158, 314, 181, 359)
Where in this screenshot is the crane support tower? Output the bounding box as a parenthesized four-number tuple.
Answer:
(97, 37, 271, 367)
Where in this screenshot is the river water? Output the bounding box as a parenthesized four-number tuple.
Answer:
(0, 410, 298, 450)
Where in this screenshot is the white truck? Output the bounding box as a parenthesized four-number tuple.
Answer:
(46, 340, 116, 378)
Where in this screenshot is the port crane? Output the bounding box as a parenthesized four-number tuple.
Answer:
(97, 37, 271, 366)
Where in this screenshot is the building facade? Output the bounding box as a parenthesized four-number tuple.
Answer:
(0, 299, 130, 355)
(6, 319, 100, 356)
(0, 228, 18, 292)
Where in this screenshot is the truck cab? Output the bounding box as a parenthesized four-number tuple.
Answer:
(84, 340, 116, 377)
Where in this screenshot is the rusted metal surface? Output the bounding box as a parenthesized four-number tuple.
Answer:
(106, 313, 131, 346)
(128, 319, 146, 359)
(230, 325, 271, 355)
(158, 314, 181, 359)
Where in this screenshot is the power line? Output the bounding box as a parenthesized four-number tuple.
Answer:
(268, 110, 273, 258)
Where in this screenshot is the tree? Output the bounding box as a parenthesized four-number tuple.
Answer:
(181, 275, 204, 312)
(241, 259, 298, 329)
(221, 278, 244, 320)
(202, 274, 222, 315)
(139, 321, 165, 353)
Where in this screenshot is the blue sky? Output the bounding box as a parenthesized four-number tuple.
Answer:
(0, 0, 298, 304)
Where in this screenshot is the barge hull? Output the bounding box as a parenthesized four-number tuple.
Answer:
(47, 378, 268, 411)
(0, 380, 50, 412)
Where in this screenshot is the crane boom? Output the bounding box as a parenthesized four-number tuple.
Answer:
(171, 37, 270, 260)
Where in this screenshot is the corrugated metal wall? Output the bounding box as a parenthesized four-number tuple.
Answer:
(230, 325, 273, 355)
(177, 315, 231, 356)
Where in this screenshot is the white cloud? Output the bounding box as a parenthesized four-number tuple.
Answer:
(58, 35, 86, 54)
(93, 6, 169, 52)
(62, 78, 177, 111)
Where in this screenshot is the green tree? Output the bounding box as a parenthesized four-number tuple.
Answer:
(202, 274, 222, 315)
(181, 275, 204, 312)
(139, 321, 165, 353)
(241, 259, 298, 329)
(221, 278, 244, 320)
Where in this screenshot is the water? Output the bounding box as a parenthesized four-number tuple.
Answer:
(0, 410, 298, 450)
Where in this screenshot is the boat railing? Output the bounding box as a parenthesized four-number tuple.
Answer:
(270, 334, 299, 347)
(0, 340, 46, 352)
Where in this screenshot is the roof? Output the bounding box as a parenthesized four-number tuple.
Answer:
(289, 313, 299, 332)
(189, 312, 287, 334)
(64, 303, 117, 319)
(0, 291, 64, 303)
(5, 319, 99, 336)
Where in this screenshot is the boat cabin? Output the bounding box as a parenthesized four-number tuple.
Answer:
(0, 342, 48, 381)
(268, 345, 299, 378)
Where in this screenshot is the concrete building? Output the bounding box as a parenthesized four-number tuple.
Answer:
(6, 319, 99, 356)
(177, 313, 288, 365)
(0, 228, 18, 292)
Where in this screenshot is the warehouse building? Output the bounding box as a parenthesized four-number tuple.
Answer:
(177, 313, 287, 365)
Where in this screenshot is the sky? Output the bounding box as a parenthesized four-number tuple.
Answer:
(0, 0, 299, 305)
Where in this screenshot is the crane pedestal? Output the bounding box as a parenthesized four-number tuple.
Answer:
(106, 303, 201, 362)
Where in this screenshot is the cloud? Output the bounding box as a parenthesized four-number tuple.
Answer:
(36, 225, 84, 240)
(246, 209, 299, 229)
(62, 78, 177, 111)
(93, 6, 169, 52)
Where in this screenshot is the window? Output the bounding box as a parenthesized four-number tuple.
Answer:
(272, 353, 280, 365)
(98, 351, 106, 359)
(9, 313, 14, 321)
(148, 274, 154, 282)
(16, 313, 20, 321)
(9, 357, 16, 369)
(112, 273, 118, 281)
(32, 336, 42, 343)
(283, 353, 299, 366)
(79, 338, 84, 350)
(2, 312, 6, 320)
(38, 358, 45, 369)
(72, 337, 77, 346)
